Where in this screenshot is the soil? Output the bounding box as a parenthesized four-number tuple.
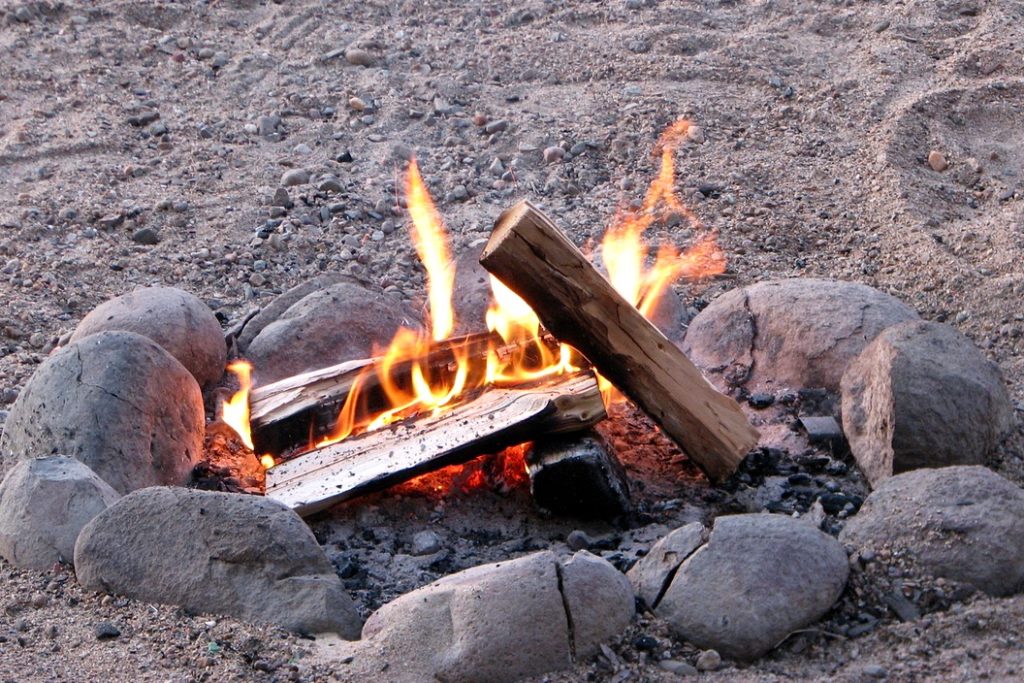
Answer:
(1, 1, 1022, 682)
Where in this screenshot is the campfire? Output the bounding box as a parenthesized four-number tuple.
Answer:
(218, 119, 757, 515)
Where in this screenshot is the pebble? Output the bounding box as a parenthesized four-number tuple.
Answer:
(131, 228, 160, 245)
(272, 187, 292, 208)
(349, 96, 368, 112)
(566, 530, 591, 551)
(292, 143, 312, 155)
(927, 150, 948, 172)
(345, 47, 374, 67)
(658, 659, 697, 675)
(543, 146, 565, 164)
(484, 119, 509, 135)
(30, 593, 48, 608)
(687, 125, 705, 143)
(318, 176, 343, 194)
(94, 622, 121, 640)
(197, 47, 214, 60)
(450, 185, 469, 201)
(489, 158, 505, 176)
(410, 530, 442, 556)
(211, 52, 229, 68)
(281, 169, 310, 187)
(257, 115, 280, 138)
(696, 649, 721, 671)
(863, 664, 888, 679)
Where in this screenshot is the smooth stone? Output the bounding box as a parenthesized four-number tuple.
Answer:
(281, 168, 311, 187)
(627, 522, 706, 609)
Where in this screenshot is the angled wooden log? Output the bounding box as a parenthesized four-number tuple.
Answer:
(264, 373, 606, 516)
(480, 200, 759, 482)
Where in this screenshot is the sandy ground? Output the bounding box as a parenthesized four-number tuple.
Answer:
(1, 0, 1023, 681)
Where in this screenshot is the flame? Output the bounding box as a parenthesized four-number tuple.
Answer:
(219, 122, 726, 485)
(598, 117, 726, 402)
(406, 158, 455, 341)
(222, 361, 254, 450)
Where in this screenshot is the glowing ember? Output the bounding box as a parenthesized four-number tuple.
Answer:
(260, 454, 276, 469)
(222, 361, 254, 450)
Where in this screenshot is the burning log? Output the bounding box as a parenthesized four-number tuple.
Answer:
(264, 373, 605, 516)
(479, 200, 759, 482)
(526, 433, 632, 520)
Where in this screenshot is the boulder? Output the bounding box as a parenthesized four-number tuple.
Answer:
(840, 321, 1014, 487)
(0, 456, 120, 570)
(0, 331, 204, 494)
(682, 279, 917, 392)
(627, 522, 706, 608)
(840, 466, 1024, 596)
(74, 487, 361, 637)
(245, 281, 420, 384)
(234, 274, 356, 352)
(328, 551, 633, 682)
(70, 287, 226, 388)
(559, 551, 636, 659)
(656, 514, 848, 661)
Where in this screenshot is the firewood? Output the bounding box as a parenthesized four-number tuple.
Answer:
(479, 200, 759, 482)
(248, 331, 568, 454)
(265, 373, 606, 516)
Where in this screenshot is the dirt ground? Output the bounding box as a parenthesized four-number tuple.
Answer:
(1, 0, 1023, 681)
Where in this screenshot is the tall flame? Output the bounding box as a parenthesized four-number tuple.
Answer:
(222, 361, 254, 450)
(406, 158, 455, 341)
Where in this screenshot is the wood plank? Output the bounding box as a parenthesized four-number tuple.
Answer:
(479, 200, 759, 482)
(265, 373, 605, 516)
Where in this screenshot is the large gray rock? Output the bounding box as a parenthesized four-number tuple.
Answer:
(70, 287, 226, 388)
(0, 331, 204, 494)
(327, 551, 633, 682)
(74, 487, 361, 637)
(627, 522, 707, 609)
(235, 274, 356, 352)
(682, 279, 918, 392)
(840, 321, 1014, 487)
(657, 514, 848, 661)
(245, 281, 420, 384)
(840, 466, 1024, 596)
(0, 456, 120, 570)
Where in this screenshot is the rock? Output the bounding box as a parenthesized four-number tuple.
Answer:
(927, 150, 948, 172)
(257, 115, 280, 137)
(543, 146, 566, 164)
(696, 649, 721, 671)
(0, 332, 204, 494)
(658, 659, 698, 675)
(69, 287, 226, 388)
(559, 551, 636, 659)
(318, 176, 343, 194)
(0, 456, 120, 570)
(410, 530, 442, 556)
(245, 281, 419, 384)
(682, 279, 918, 392)
(627, 522, 706, 608)
(656, 514, 848, 661)
(451, 241, 492, 333)
(566, 529, 592, 551)
(94, 622, 121, 640)
(328, 551, 631, 682)
(281, 168, 310, 187)
(131, 227, 160, 245)
(527, 435, 632, 520)
(840, 321, 1014, 486)
(74, 487, 361, 637)
(233, 274, 355, 352)
(344, 47, 374, 67)
(839, 466, 1024, 596)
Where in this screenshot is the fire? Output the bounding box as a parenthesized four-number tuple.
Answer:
(218, 118, 725, 478)
(222, 361, 254, 450)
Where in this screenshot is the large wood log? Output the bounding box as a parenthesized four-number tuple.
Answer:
(479, 200, 759, 482)
(264, 373, 606, 516)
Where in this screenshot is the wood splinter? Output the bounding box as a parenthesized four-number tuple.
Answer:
(480, 200, 759, 482)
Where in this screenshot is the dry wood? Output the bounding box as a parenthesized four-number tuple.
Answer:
(249, 331, 566, 454)
(479, 200, 759, 482)
(264, 373, 606, 516)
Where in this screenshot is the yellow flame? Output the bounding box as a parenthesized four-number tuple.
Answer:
(406, 158, 455, 341)
(222, 361, 254, 449)
(260, 454, 276, 469)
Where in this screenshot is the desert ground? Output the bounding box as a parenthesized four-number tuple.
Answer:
(1, 0, 1022, 681)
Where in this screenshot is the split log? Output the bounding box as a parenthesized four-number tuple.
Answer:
(480, 200, 759, 482)
(249, 331, 568, 455)
(265, 373, 606, 516)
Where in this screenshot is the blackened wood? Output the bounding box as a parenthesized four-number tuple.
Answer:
(479, 200, 759, 482)
(526, 433, 631, 519)
(264, 373, 606, 516)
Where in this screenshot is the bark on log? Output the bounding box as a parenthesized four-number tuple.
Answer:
(264, 373, 606, 516)
(479, 200, 759, 481)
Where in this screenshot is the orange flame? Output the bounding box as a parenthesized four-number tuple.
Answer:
(222, 361, 254, 450)
(406, 158, 455, 341)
